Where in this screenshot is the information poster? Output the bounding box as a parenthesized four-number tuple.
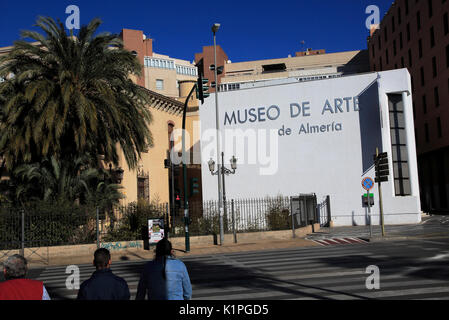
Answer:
(148, 219, 164, 244)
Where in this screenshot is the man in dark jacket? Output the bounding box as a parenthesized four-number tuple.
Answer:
(77, 248, 130, 300)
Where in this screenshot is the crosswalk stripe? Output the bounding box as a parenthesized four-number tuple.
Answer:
(27, 240, 449, 300)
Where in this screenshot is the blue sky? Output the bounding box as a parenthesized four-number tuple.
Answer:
(0, 0, 392, 63)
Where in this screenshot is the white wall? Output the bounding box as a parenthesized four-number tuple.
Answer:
(200, 69, 421, 226)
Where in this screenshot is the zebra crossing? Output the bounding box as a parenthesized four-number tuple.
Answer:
(310, 237, 369, 246)
(31, 237, 449, 300)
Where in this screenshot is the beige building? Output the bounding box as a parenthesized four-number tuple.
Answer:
(218, 49, 370, 91)
(120, 29, 202, 206)
(194, 46, 369, 92)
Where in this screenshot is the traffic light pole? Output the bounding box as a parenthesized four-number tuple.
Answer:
(182, 83, 197, 253)
(376, 148, 386, 237)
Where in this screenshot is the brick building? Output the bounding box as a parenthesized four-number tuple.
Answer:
(368, 0, 449, 212)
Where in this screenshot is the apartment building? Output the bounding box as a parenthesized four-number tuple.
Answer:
(368, 0, 449, 212)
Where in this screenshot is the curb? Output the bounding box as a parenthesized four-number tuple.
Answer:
(364, 233, 449, 242)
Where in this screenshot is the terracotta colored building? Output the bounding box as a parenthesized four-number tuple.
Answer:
(368, 0, 449, 212)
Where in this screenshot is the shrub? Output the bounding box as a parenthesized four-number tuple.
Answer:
(266, 197, 291, 231)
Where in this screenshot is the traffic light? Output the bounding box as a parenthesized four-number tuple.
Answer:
(190, 178, 200, 196)
(195, 58, 210, 104)
(164, 159, 171, 169)
(209, 65, 224, 89)
(209, 64, 224, 75)
(374, 152, 389, 183)
(196, 75, 210, 104)
(175, 193, 181, 209)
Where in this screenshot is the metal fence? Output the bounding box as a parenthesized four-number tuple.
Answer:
(0, 195, 329, 258)
(176, 195, 319, 237)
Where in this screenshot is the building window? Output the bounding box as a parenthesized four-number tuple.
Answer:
(432, 57, 437, 78)
(420, 67, 425, 87)
(156, 79, 164, 90)
(446, 45, 449, 67)
(137, 167, 150, 203)
(434, 86, 440, 107)
(388, 94, 411, 196)
(408, 49, 413, 67)
(425, 123, 430, 142)
(407, 23, 411, 42)
(423, 94, 427, 114)
(400, 32, 403, 49)
(437, 117, 443, 138)
(430, 27, 435, 48)
(419, 39, 423, 58)
(393, 40, 397, 56)
(428, 0, 433, 18)
(137, 177, 150, 202)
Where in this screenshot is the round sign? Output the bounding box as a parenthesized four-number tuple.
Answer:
(362, 177, 374, 191)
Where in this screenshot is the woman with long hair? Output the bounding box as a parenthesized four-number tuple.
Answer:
(136, 238, 192, 300)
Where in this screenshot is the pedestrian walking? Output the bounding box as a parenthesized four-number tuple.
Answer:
(0, 254, 51, 300)
(77, 248, 130, 300)
(136, 238, 192, 300)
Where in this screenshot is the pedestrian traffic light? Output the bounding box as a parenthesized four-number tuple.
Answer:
(190, 178, 200, 196)
(374, 152, 389, 183)
(175, 193, 181, 209)
(196, 75, 210, 104)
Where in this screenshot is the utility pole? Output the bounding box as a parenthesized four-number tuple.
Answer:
(181, 83, 197, 253)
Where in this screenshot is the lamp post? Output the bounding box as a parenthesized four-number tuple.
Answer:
(211, 23, 225, 245)
(208, 153, 237, 240)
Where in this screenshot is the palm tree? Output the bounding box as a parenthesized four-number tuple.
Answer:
(0, 17, 153, 170)
(12, 155, 124, 206)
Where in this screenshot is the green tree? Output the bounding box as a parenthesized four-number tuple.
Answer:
(12, 155, 123, 207)
(0, 17, 153, 170)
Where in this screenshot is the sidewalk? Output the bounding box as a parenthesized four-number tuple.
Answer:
(306, 214, 449, 242)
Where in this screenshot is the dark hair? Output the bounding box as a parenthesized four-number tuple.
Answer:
(94, 248, 111, 270)
(155, 238, 172, 279)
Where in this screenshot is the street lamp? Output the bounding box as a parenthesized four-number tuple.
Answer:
(208, 153, 237, 240)
(211, 23, 225, 246)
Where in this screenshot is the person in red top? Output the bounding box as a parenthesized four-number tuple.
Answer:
(0, 254, 50, 300)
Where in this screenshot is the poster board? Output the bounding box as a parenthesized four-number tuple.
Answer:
(148, 219, 165, 244)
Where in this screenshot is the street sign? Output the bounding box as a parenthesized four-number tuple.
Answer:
(362, 193, 374, 206)
(362, 177, 375, 191)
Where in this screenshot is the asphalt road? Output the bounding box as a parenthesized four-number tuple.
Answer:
(17, 235, 449, 300)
